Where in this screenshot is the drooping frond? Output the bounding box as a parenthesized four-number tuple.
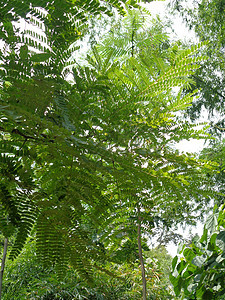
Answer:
(9, 191, 39, 260)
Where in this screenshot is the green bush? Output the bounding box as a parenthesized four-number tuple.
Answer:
(1, 239, 174, 299)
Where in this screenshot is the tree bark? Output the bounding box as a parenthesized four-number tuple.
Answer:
(0, 238, 8, 300)
(137, 206, 147, 300)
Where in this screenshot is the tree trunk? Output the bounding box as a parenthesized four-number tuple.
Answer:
(0, 238, 8, 300)
(137, 206, 147, 300)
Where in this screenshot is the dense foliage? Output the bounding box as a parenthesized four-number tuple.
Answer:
(170, 207, 225, 299)
(0, 0, 222, 299)
(1, 238, 174, 299)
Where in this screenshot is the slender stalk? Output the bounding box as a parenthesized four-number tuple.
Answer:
(137, 206, 147, 300)
(0, 238, 8, 300)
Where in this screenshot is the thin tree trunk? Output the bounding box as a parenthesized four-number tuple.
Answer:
(137, 206, 147, 300)
(0, 238, 8, 300)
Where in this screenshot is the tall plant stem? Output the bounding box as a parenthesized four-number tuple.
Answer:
(0, 238, 8, 300)
(137, 205, 147, 300)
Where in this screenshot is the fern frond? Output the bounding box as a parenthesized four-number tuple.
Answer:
(9, 192, 39, 259)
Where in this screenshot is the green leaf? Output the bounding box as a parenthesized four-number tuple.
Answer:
(217, 231, 225, 243)
(30, 52, 52, 62)
(200, 227, 208, 244)
(208, 233, 218, 251)
(20, 45, 28, 60)
(169, 274, 182, 296)
(216, 231, 225, 250)
(183, 248, 196, 262)
(177, 260, 187, 274)
(192, 256, 206, 268)
(172, 256, 178, 270)
(205, 214, 217, 233)
(215, 254, 225, 263)
(196, 285, 205, 299)
(177, 243, 185, 254)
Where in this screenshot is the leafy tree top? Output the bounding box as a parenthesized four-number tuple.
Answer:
(0, 3, 215, 280)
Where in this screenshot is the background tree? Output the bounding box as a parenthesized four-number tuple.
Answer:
(200, 140, 225, 206)
(170, 0, 225, 136)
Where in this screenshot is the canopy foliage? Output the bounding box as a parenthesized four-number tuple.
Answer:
(0, 0, 215, 293)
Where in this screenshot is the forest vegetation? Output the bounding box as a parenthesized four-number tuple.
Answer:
(0, 0, 224, 299)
